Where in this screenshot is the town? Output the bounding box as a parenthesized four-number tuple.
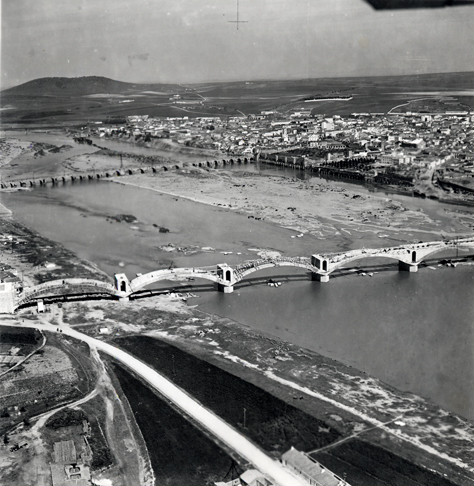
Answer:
(92, 107, 474, 199)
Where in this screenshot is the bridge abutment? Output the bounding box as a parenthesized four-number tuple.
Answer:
(398, 261, 418, 273)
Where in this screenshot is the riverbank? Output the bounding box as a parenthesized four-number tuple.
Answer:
(2, 132, 474, 484)
(56, 298, 474, 485)
(111, 168, 474, 250)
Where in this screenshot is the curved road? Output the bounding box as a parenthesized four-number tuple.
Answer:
(0, 319, 306, 486)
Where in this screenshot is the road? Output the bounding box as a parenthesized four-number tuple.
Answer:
(0, 319, 306, 486)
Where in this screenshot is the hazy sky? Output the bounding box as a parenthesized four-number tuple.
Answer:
(2, 0, 474, 88)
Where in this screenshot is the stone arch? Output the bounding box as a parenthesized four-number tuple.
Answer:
(116, 171, 121, 176)
(412, 250, 417, 263)
(128, 169, 133, 175)
(163, 166, 168, 171)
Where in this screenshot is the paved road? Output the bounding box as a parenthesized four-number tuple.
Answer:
(0, 319, 306, 486)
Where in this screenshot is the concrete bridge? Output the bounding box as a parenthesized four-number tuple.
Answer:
(98, 236, 474, 300)
(311, 237, 474, 281)
(9, 236, 474, 310)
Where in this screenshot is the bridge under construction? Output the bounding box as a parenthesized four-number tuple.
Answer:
(3, 236, 473, 313)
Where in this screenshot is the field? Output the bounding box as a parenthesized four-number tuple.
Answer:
(111, 362, 235, 486)
(0, 330, 95, 436)
(2, 72, 474, 126)
(112, 335, 457, 486)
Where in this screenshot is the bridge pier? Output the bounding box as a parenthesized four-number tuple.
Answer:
(114, 273, 132, 301)
(399, 261, 418, 273)
(217, 283, 234, 293)
(312, 272, 330, 282)
(217, 264, 235, 293)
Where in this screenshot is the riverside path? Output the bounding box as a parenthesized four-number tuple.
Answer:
(0, 319, 307, 486)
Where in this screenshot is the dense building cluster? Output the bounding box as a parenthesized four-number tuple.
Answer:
(90, 108, 474, 194)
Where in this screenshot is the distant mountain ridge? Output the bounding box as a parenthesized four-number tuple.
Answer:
(1, 76, 177, 96)
(3, 72, 474, 98)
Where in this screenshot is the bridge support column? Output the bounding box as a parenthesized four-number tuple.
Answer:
(398, 261, 418, 273)
(312, 272, 330, 283)
(114, 273, 132, 301)
(311, 254, 329, 272)
(217, 264, 235, 294)
(217, 283, 234, 293)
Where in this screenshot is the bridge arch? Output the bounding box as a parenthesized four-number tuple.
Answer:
(323, 253, 411, 273)
(234, 258, 313, 282)
(129, 268, 220, 294)
(409, 241, 474, 263)
(16, 278, 116, 309)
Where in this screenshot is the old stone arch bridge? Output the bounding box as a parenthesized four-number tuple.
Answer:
(0, 157, 254, 189)
(11, 236, 474, 311)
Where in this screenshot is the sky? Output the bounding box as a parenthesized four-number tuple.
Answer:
(2, 0, 474, 88)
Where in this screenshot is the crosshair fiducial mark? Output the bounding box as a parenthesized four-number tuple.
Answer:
(228, 0, 248, 30)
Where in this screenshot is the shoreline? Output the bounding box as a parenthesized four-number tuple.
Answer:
(107, 170, 474, 250)
(59, 298, 474, 484)
(2, 134, 474, 484)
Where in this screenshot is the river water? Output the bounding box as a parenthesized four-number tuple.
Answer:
(1, 176, 473, 421)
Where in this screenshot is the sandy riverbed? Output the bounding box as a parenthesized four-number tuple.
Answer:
(110, 168, 474, 249)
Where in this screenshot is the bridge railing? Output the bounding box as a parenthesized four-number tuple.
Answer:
(322, 238, 471, 265)
(233, 257, 313, 279)
(19, 279, 115, 302)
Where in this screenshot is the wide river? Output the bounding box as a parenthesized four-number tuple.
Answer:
(1, 172, 473, 421)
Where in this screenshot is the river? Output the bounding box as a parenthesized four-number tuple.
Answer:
(1, 177, 473, 421)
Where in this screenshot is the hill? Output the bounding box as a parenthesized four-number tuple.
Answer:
(1, 76, 177, 97)
(1, 72, 473, 126)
